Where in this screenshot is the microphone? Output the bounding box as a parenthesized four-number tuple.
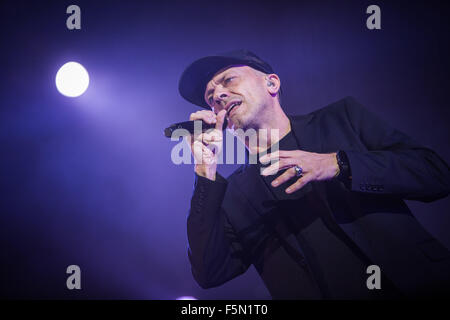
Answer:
(164, 118, 228, 138)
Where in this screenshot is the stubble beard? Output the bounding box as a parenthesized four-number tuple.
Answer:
(238, 101, 268, 132)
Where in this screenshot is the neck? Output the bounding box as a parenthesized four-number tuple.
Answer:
(239, 105, 291, 155)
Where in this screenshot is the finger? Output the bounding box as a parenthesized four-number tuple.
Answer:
(191, 132, 205, 143)
(185, 134, 192, 145)
(189, 110, 217, 124)
(261, 158, 298, 176)
(190, 110, 215, 120)
(203, 130, 223, 143)
(192, 140, 217, 164)
(215, 109, 227, 131)
(260, 150, 304, 164)
(189, 128, 224, 148)
(200, 143, 218, 165)
(260, 150, 309, 162)
(192, 140, 206, 163)
(285, 174, 311, 194)
(189, 133, 210, 150)
(260, 151, 279, 165)
(271, 167, 297, 187)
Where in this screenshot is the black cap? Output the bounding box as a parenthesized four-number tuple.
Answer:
(178, 49, 275, 108)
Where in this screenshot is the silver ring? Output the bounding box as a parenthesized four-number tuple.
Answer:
(294, 165, 303, 177)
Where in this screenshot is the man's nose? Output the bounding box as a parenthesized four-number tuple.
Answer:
(214, 88, 229, 107)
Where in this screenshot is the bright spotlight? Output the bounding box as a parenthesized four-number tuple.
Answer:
(176, 296, 197, 300)
(55, 61, 89, 97)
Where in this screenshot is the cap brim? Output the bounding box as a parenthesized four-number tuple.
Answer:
(178, 56, 253, 108)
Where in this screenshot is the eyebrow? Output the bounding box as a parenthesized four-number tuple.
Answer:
(205, 72, 235, 98)
(205, 76, 224, 98)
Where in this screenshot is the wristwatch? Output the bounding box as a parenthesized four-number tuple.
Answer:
(336, 150, 351, 187)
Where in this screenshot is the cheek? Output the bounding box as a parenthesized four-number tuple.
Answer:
(248, 82, 266, 100)
(235, 81, 264, 103)
(245, 89, 263, 106)
(240, 86, 257, 102)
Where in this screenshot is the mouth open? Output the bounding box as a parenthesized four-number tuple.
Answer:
(227, 101, 242, 117)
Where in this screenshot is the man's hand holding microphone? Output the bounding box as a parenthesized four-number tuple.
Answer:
(186, 109, 227, 181)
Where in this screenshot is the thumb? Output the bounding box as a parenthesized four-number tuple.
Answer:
(215, 109, 227, 131)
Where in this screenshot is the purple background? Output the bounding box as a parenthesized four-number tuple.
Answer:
(0, 0, 449, 299)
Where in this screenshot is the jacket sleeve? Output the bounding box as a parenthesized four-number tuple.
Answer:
(187, 173, 251, 289)
(342, 96, 450, 202)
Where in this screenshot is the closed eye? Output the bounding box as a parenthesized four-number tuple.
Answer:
(206, 76, 237, 106)
(224, 77, 235, 84)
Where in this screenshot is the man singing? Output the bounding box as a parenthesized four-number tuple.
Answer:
(177, 49, 450, 299)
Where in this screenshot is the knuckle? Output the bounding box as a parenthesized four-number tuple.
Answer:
(202, 110, 214, 117)
(190, 111, 204, 120)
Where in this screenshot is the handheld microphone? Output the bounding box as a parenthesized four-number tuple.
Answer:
(164, 118, 228, 138)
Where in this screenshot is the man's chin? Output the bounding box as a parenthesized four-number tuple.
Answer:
(228, 108, 258, 131)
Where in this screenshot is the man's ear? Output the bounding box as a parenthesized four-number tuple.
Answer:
(265, 74, 281, 97)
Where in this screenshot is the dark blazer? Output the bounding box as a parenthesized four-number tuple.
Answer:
(187, 96, 450, 299)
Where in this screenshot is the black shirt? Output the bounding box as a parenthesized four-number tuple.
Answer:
(252, 129, 379, 299)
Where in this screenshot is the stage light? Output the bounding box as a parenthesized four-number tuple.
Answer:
(176, 296, 197, 300)
(55, 61, 89, 97)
